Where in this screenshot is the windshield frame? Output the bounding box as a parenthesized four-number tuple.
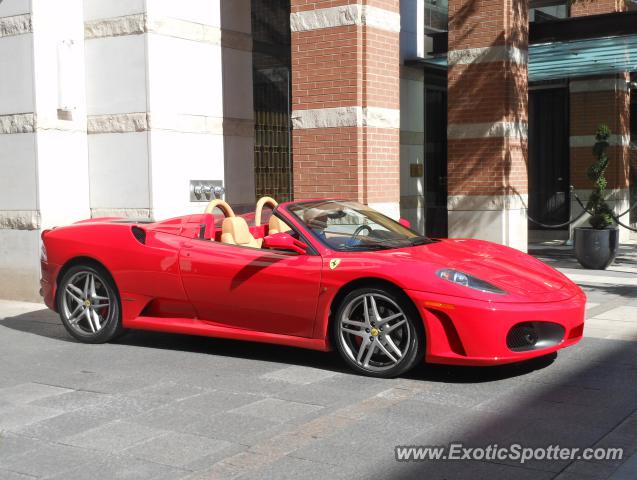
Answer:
(284, 200, 432, 253)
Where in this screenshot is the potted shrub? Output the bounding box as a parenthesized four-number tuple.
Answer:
(574, 124, 620, 269)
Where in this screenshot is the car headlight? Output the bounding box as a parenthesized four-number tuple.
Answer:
(436, 269, 507, 295)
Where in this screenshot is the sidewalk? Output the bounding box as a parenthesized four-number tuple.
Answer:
(530, 242, 637, 341)
(0, 246, 636, 479)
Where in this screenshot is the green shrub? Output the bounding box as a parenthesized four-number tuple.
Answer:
(586, 124, 614, 229)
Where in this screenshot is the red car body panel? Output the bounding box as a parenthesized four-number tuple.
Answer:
(40, 200, 586, 365)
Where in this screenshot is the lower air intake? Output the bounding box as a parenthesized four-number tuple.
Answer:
(506, 322, 565, 352)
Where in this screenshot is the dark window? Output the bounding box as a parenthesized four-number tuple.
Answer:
(251, 0, 292, 202)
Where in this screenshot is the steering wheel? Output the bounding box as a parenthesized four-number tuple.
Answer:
(204, 199, 235, 218)
(255, 196, 278, 226)
(352, 224, 372, 241)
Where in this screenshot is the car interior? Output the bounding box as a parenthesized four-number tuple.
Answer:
(172, 197, 294, 250)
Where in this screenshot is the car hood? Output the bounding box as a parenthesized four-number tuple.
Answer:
(364, 238, 581, 303)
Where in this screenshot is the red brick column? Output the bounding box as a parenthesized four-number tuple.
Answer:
(446, 0, 529, 251)
(290, 1, 401, 218)
(569, 1, 632, 240)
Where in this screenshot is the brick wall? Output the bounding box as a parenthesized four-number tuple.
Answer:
(447, 0, 529, 197)
(570, 0, 630, 191)
(290, 0, 400, 210)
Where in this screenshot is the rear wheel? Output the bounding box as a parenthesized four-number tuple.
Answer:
(57, 264, 123, 343)
(332, 287, 424, 378)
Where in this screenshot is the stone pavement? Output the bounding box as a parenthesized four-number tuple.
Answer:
(0, 244, 636, 479)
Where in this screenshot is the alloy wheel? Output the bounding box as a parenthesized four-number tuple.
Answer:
(61, 271, 112, 335)
(338, 293, 411, 372)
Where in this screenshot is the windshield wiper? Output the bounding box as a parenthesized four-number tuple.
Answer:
(339, 243, 392, 251)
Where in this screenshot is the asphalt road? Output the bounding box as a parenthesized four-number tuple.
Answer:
(0, 245, 636, 479)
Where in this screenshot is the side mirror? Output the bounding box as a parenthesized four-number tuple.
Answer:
(398, 218, 411, 229)
(263, 232, 308, 254)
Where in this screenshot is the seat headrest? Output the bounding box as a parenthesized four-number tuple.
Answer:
(222, 217, 255, 245)
(268, 216, 291, 234)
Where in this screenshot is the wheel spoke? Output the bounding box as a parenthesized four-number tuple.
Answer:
(68, 305, 84, 324)
(383, 336, 403, 358)
(65, 287, 83, 305)
(384, 318, 407, 334)
(89, 274, 97, 297)
(362, 296, 371, 323)
(67, 283, 84, 298)
(82, 308, 96, 333)
(342, 327, 365, 338)
(362, 340, 377, 367)
(377, 312, 404, 328)
(92, 299, 110, 309)
(376, 340, 398, 364)
(83, 273, 91, 297)
(91, 310, 102, 330)
(343, 318, 365, 328)
(369, 296, 381, 321)
(356, 339, 370, 363)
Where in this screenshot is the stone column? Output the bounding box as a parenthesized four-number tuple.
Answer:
(84, 0, 241, 221)
(570, 1, 631, 242)
(446, 0, 529, 251)
(0, 0, 89, 301)
(290, 1, 401, 219)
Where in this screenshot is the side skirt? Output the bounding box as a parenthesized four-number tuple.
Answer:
(124, 316, 330, 352)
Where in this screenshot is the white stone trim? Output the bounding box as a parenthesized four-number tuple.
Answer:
(448, 46, 527, 66)
(570, 78, 629, 93)
(84, 14, 146, 39)
(290, 5, 400, 33)
(91, 208, 152, 219)
(0, 14, 32, 38)
(0, 211, 40, 230)
(447, 121, 528, 141)
(149, 113, 224, 135)
(87, 113, 149, 134)
(447, 194, 529, 211)
(0, 113, 35, 134)
(87, 113, 231, 135)
(292, 106, 400, 130)
(85, 14, 230, 46)
(146, 16, 221, 44)
(570, 134, 631, 148)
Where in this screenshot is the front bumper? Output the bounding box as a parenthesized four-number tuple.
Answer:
(406, 289, 586, 366)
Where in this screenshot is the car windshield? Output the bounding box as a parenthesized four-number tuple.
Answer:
(287, 200, 432, 252)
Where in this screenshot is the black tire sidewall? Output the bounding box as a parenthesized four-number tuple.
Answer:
(332, 287, 424, 378)
(57, 264, 122, 344)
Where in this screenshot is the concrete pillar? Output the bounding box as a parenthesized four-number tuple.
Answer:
(290, 1, 401, 219)
(446, 0, 529, 251)
(84, 0, 251, 221)
(0, 0, 89, 301)
(399, 0, 426, 233)
(569, 1, 632, 242)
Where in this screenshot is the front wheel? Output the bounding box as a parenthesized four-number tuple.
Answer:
(57, 264, 123, 343)
(332, 287, 424, 378)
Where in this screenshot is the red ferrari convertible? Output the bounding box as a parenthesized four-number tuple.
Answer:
(40, 197, 586, 378)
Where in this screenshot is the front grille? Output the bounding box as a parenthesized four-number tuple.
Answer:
(506, 322, 565, 352)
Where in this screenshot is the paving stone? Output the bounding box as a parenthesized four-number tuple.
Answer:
(0, 404, 62, 431)
(1, 442, 98, 478)
(261, 366, 339, 385)
(230, 398, 323, 423)
(29, 389, 109, 411)
(0, 383, 72, 404)
(123, 432, 234, 469)
(61, 421, 167, 452)
(45, 453, 190, 480)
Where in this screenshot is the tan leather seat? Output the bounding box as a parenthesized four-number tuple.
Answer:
(268, 216, 291, 235)
(221, 217, 259, 248)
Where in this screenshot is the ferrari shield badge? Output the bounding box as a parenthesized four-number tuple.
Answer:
(329, 259, 341, 270)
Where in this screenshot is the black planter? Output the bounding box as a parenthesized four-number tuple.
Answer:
(574, 227, 619, 270)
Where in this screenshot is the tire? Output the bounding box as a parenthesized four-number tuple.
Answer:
(56, 264, 124, 343)
(332, 287, 424, 378)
